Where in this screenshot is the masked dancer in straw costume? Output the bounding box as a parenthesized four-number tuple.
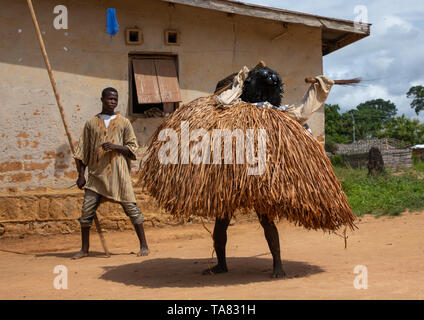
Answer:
(138, 63, 356, 278)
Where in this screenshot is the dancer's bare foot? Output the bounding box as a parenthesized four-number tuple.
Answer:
(272, 268, 286, 278)
(72, 251, 89, 260)
(137, 247, 150, 256)
(202, 264, 228, 275)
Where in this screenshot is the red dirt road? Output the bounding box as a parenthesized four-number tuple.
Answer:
(0, 211, 423, 299)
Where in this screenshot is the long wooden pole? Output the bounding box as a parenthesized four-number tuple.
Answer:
(27, 0, 75, 152)
(26, 0, 110, 257)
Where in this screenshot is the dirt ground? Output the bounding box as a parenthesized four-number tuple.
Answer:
(0, 211, 423, 300)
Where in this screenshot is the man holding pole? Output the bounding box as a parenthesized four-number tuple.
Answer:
(72, 87, 149, 259)
(25, 0, 145, 258)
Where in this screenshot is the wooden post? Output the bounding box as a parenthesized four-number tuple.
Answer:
(305, 77, 362, 85)
(26, 0, 110, 257)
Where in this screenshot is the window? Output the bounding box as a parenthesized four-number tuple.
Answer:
(129, 55, 181, 117)
(165, 30, 180, 46)
(126, 28, 143, 45)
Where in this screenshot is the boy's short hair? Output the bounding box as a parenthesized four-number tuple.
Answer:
(102, 87, 118, 97)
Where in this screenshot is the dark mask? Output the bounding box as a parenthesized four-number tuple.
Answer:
(240, 66, 284, 106)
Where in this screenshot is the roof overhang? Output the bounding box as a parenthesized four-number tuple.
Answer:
(162, 0, 371, 55)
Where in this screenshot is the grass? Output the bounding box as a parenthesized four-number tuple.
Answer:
(412, 155, 424, 172)
(413, 161, 424, 172)
(334, 166, 424, 217)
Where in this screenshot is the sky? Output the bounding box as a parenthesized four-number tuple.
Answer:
(243, 0, 424, 120)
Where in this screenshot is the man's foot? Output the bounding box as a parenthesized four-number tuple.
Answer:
(133, 223, 149, 256)
(137, 247, 150, 256)
(72, 251, 89, 260)
(202, 264, 228, 275)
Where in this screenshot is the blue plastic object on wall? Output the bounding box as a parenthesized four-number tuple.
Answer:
(107, 8, 119, 36)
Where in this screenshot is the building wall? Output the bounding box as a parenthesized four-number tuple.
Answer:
(0, 0, 323, 191)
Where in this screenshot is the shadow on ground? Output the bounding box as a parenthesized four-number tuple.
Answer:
(34, 251, 115, 258)
(99, 257, 324, 288)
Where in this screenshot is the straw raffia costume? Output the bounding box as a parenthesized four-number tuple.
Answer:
(137, 65, 355, 277)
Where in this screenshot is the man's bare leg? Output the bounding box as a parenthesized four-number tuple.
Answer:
(257, 212, 285, 278)
(202, 214, 231, 275)
(72, 226, 90, 259)
(134, 223, 149, 256)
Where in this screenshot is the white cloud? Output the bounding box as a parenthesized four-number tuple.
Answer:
(325, 67, 351, 79)
(328, 84, 390, 109)
(327, 84, 423, 121)
(410, 80, 424, 87)
(374, 15, 414, 36)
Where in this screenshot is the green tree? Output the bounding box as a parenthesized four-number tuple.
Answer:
(349, 99, 397, 140)
(340, 110, 355, 142)
(325, 100, 399, 144)
(325, 104, 354, 143)
(407, 85, 424, 115)
(325, 104, 345, 143)
(356, 99, 397, 122)
(377, 115, 424, 145)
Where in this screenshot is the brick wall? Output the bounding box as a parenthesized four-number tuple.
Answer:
(0, 149, 79, 192)
(335, 138, 411, 155)
(342, 150, 412, 169)
(334, 138, 413, 169)
(0, 188, 179, 238)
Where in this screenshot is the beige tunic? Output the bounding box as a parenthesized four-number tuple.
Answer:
(73, 114, 139, 203)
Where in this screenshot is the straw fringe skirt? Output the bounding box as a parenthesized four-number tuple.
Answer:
(137, 96, 355, 231)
